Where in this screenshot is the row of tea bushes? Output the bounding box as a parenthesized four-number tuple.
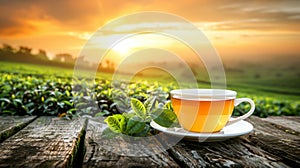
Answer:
(0, 72, 299, 118)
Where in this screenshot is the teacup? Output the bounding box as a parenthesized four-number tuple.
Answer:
(170, 89, 255, 133)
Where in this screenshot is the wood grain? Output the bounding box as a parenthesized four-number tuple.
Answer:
(245, 116, 300, 167)
(83, 118, 179, 168)
(0, 116, 299, 168)
(0, 117, 87, 168)
(261, 116, 300, 134)
(165, 116, 299, 168)
(0, 116, 36, 142)
(167, 137, 291, 168)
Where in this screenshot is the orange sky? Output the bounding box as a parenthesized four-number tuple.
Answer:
(0, 0, 300, 65)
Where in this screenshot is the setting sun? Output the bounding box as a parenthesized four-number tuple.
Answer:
(0, 0, 299, 65)
(100, 33, 182, 65)
(112, 37, 138, 56)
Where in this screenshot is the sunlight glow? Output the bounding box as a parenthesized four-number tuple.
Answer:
(110, 33, 176, 57)
(67, 32, 93, 40)
(112, 38, 138, 56)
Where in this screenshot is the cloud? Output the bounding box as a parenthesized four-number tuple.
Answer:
(1, 0, 300, 61)
(1, 0, 300, 37)
(214, 0, 300, 31)
(0, 0, 102, 36)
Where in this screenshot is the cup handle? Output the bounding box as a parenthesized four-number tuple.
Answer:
(226, 98, 255, 126)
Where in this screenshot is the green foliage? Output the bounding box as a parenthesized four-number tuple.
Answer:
(0, 62, 299, 119)
(153, 109, 179, 127)
(125, 117, 147, 135)
(234, 96, 300, 117)
(0, 66, 177, 118)
(103, 97, 178, 137)
(104, 114, 126, 133)
(130, 98, 147, 120)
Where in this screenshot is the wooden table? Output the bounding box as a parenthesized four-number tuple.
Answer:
(0, 116, 299, 168)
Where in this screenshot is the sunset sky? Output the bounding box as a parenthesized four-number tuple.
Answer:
(0, 0, 300, 65)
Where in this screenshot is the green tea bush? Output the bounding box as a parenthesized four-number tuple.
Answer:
(0, 71, 299, 118)
(233, 96, 300, 117)
(0, 72, 175, 118)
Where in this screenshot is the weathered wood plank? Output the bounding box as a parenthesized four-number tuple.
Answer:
(0, 116, 87, 168)
(167, 138, 289, 168)
(245, 116, 300, 167)
(261, 116, 300, 134)
(83, 117, 179, 168)
(165, 116, 299, 168)
(0, 116, 37, 142)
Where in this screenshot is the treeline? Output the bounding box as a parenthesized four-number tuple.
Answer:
(0, 43, 115, 73)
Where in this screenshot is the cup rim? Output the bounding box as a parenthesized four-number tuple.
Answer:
(170, 89, 237, 100)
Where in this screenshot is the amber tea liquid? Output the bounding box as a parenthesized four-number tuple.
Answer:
(171, 97, 234, 132)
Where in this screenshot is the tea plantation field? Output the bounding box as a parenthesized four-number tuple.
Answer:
(0, 61, 299, 118)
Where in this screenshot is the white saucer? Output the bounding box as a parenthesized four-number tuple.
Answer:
(150, 120, 253, 142)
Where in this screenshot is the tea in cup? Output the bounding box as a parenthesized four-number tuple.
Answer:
(170, 89, 255, 133)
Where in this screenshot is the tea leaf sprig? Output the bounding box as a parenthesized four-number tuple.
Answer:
(103, 97, 178, 137)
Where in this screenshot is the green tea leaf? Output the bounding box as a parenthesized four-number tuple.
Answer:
(125, 117, 146, 135)
(144, 116, 152, 122)
(95, 110, 110, 117)
(163, 101, 173, 111)
(2, 110, 16, 115)
(153, 109, 178, 128)
(134, 124, 150, 137)
(123, 112, 135, 119)
(144, 96, 156, 114)
(12, 99, 23, 107)
(104, 114, 126, 133)
(1, 85, 12, 92)
(63, 100, 73, 107)
(0, 98, 11, 104)
(130, 98, 146, 120)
